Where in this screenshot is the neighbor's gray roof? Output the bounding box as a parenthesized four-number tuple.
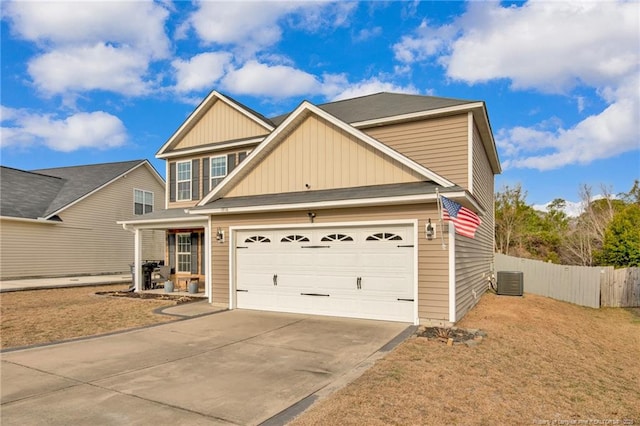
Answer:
(193, 181, 463, 211)
(0, 167, 65, 219)
(270, 92, 476, 126)
(1, 160, 147, 220)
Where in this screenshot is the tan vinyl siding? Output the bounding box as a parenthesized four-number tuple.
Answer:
(455, 121, 496, 320)
(226, 114, 424, 198)
(0, 165, 165, 280)
(167, 147, 256, 209)
(173, 100, 269, 150)
(210, 203, 453, 323)
(363, 114, 469, 188)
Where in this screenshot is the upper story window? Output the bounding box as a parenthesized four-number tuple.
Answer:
(177, 161, 191, 201)
(210, 155, 227, 188)
(134, 189, 153, 215)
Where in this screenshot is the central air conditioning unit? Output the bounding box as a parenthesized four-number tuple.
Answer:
(496, 271, 524, 296)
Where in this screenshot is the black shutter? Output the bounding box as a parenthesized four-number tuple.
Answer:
(200, 232, 205, 275)
(238, 151, 248, 163)
(168, 233, 176, 272)
(192, 159, 200, 200)
(202, 158, 210, 195)
(169, 162, 176, 202)
(227, 153, 237, 173)
(190, 233, 198, 274)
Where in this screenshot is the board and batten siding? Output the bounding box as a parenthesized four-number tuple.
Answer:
(0, 165, 165, 280)
(226, 114, 424, 198)
(173, 99, 269, 151)
(363, 114, 469, 189)
(454, 119, 496, 320)
(209, 203, 453, 324)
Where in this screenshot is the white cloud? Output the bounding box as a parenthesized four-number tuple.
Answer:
(28, 44, 152, 97)
(221, 61, 321, 98)
(1, 107, 127, 152)
(327, 77, 419, 101)
(4, 1, 170, 58)
(186, 1, 356, 56)
(394, 0, 640, 171)
(4, 0, 171, 98)
(172, 52, 233, 93)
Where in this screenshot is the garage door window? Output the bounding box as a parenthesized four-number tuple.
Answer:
(245, 236, 271, 243)
(281, 235, 310, 242)
(321, 233, 354, 242)
(366, 232, 402, 241)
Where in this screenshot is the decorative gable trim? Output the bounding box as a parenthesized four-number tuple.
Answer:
(198, 101, 455, 206)
(156, 91, 274, 157)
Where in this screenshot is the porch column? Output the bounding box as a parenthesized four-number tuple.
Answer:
(134, 228, 142, 292)
(206, 217, 212, 303)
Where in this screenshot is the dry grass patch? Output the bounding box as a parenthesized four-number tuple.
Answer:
(290, 293, 640, 425)
(0, 285, 177, 349)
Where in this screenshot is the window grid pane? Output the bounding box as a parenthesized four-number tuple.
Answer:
(177, 234, 191, 273)
(210, 156, 227, 178)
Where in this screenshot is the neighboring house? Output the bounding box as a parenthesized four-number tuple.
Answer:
(120, 92, 501, 325)
(0, 160, 165, 280)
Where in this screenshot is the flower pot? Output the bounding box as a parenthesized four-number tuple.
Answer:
(188, 281, 199, 294)
(164, 280, 174, 293)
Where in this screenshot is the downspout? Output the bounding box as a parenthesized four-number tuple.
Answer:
(448, 223, 456, 324)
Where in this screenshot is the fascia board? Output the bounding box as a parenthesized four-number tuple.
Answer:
(156, 137, 264, 159)
(192, 190, 479, 216)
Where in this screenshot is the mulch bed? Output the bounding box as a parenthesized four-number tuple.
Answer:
(417, 326, 487, 346)
(96, 291, 202, 304)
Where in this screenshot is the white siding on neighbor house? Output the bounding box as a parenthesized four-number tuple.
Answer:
(454, 119, 495, 320)
(209, 203, 453, 324)
(0, 165, 165, 279)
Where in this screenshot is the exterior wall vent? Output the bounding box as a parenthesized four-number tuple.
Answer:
(496, 271, 524, 296)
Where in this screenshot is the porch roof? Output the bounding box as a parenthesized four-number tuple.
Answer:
(118, 207, 207, 229)
(189, 181, 482, 215)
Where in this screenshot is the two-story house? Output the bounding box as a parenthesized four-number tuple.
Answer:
(120, 91, 500, 325)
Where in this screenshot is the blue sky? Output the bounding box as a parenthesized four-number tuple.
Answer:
(1, 1, 639, 214)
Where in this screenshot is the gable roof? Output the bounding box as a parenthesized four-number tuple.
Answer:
(156, 90, 275, 157)
(0, 167, 65, 220)
(270, 92, 475, 126)
(1, 160, 159, 220)
(198, 101, 455, 206)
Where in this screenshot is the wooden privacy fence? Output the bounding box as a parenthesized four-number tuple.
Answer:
(494, 254, 640, 308)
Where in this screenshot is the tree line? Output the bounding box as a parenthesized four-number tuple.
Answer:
(494, 180, 640, 268)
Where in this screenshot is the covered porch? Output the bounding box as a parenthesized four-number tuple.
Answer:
(118, 208, 211, 301)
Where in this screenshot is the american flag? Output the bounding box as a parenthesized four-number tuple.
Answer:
(440, 196, 481, 239)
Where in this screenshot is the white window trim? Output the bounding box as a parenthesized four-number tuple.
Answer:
(210, 155, 227, 179)
(177, 160, 192, 201)
(176, 232, 192, 273)
(133, 188, 154, 215)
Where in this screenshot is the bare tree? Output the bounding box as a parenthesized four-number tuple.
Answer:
(563, 184, 616, 265)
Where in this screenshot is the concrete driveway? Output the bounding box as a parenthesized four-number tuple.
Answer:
(1, 310, 412, 425)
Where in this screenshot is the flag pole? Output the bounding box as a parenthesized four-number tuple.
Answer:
(436, 188, 446, 249)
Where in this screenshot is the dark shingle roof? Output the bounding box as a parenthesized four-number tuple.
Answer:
(0, 167, 65, 219)
(194, 181, 463, 211)
(1, 160, 146, 219)
(270, 92, 475, 126)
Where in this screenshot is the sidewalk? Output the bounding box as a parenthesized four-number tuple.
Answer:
(0, 274, 133, 293)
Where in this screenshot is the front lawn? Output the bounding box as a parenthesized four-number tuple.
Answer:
(290, 293, 640, 425)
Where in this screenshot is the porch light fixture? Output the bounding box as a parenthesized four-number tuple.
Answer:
(425, 218, 435, 240)
(216, 227, 225, 243)
(307, 212, 316, 223)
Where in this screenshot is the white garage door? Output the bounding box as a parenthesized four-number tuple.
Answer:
(235, 224, 415, 322)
